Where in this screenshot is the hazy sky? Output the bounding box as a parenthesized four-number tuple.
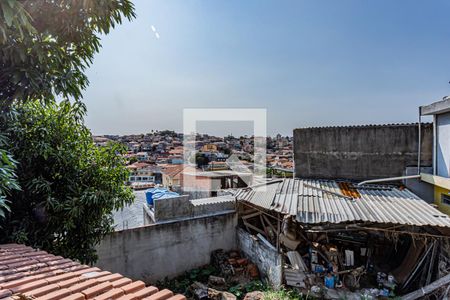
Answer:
(84, 0, 450, 136)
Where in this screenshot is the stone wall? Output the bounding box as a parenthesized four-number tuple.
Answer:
(96, 212, 238, 282)
(294, 123, 433, 180)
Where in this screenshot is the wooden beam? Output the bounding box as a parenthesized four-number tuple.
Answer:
(263, 215, 276, 232)
(243, 221, 266, 236)
(242, 211, 262, 220)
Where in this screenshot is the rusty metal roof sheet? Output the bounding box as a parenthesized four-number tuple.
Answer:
(235, 178, 450, 227)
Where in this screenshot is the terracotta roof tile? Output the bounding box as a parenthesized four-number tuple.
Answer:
(23, 283, 60, 297)
(143, 289, 173, 300)
(93, 288, 124, 300)
(81, 282, 113, 299)
(80, 271, 111, 280)
(120, 281, 145, 294)
(34, 287, 72, 300)
(61, 293, 86, 300)
(10, 278, 48, 293)
(167, 296, 186, 300)
(0, 289, 12, 299)
(131, 287, 158, 300)
(111, 278, 132, 288)
(95, 273, 123, 283)
(57, 277, 84, 289)
(116, 294, 136, 300)
(0, 244, 184, 300)
(72, 268, 101, 276)
(67, 279, 98, 294)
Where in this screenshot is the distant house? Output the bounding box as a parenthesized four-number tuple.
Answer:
(420, 97, 450, 214)
(182, 167, 250, 197)
(127, 162, 160, 183)
(161, 164, 185, 188)
(136, 152, 149, 162)
(168, 155, 183, 164)
(201, 144, 217, 152)
(128, 142, 141, 153)
(204, 161, 228, 171)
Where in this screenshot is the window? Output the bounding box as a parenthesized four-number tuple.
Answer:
(442, 194, 450, 206)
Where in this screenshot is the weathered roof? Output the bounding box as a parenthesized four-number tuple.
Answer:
(0, 243, 185, 300)
(235, 178, 450, 227)
(190, 195, 235, 207)
(420, 96, 450, 116)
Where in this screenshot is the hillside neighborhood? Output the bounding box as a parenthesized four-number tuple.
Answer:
(2, 1, 450, 300)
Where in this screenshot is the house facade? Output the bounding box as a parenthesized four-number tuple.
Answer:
(420, 97, 450, 214)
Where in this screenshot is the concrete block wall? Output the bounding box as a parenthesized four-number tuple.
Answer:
(237, 228, 282, 288)
(294, 123, 433, 180)
(96, 212, 238, 282)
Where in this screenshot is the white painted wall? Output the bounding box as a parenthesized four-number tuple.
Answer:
(437, 112, 450, 178)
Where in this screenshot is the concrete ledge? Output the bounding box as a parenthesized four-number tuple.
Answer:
(420, 98, 450, 116)
(421, 173, 450, 190)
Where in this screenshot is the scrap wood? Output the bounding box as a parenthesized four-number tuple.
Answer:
(242, 211, 262, 220)
(401, 272, 450, 300)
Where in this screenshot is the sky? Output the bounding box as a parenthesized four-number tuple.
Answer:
(84, 0, 450, 136)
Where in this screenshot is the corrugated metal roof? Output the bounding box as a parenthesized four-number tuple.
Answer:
(235, 178, 450, 227)
(190, 195, 235, 206)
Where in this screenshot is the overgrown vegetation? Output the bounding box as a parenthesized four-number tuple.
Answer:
(1, 100, 134, 264)
(155, 265, 313, 300)
(0, 0, 136, 263)
(262, 288, 310, 300)
(0, 134, 19, 221)
(157, 265, 221, 295)
(0, 0, 135, 107)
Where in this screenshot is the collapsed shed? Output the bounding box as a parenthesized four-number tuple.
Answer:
(234, 178, 450, 298)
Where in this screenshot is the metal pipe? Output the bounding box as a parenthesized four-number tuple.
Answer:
(418, 109, 422, 175)
(358, 175, 421, 186)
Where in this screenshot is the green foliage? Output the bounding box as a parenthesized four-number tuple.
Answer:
(1, 100, 134, 264)
(0, 0, 135, 108)
(262, 288, 308, 300)
(228, 280, 267, 299)
(0, 133, 20, 220)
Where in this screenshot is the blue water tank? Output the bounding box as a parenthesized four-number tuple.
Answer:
(145, 188, 179, 205)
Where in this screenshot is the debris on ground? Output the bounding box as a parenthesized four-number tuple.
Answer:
(159, 249, 265, 300)
(242, 291, 264, 300)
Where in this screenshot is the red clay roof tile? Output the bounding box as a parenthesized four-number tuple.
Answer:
(23, 283, 60, 297)
(67, 279, 98, 294)
(95, 273, 123, 283)
(111, 278, 132, 288)
(93, 288, 124, 300)
(143, 289, 173, 300)
(0, 244, 183, 300)
(10, 278, 48, 293)
(0, 289, 12, 299)
(120, 281, 145, 295)
(81, 281, 113, 298)
(132, 287, 158, 300)
(116, 295, 136, 300)
(167, 296, 186, 300)
(57, 277, 85, 289)
(34, 288, 72, 300)
(60, 292, 86, 300)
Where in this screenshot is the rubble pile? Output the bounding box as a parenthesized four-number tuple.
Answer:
(188, 249, 262, 300)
